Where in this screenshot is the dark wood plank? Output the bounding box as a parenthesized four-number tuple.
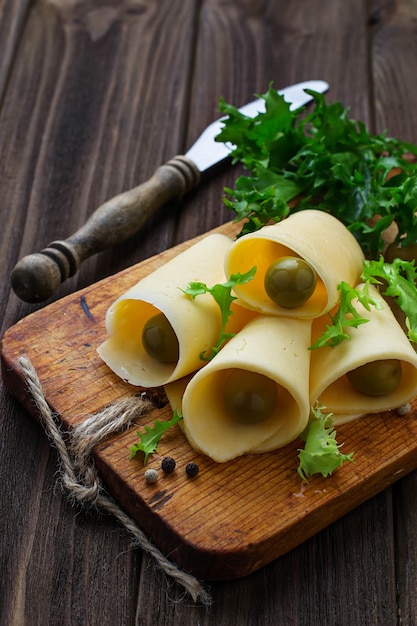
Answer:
(0, 0, 32, 97)
(2, 0, 415, 623)
(371, 1, 417, 623)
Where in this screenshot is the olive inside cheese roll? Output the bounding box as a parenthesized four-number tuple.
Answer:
(309, 285, 417, 424)
(97, 234, 233, 387)
(180, 315, 312, 462)
(224, 210, 364, 318)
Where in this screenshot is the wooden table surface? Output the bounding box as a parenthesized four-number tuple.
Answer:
(2, 1, 417, 624)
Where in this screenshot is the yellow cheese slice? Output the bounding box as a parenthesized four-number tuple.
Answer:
(164, 376, 191, 414)
(224, 210, 364, 318)
(163, 375, 192, 439)
(309, 285, 417, 424)
(97, 234, 233, 387)
(180, 315, 312, 462)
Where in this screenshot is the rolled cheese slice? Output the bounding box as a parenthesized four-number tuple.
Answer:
(180, 315, 312, 462)
(97, 233, 233, 387)
(224, 209, 364, 318)
(309, 285, 417, 424)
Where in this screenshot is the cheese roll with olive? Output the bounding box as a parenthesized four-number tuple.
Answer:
(180, 315, 312, 462)
(224, 210, 364, 319)
(97, 234, 233, 387)
(309, 284, 417, 423)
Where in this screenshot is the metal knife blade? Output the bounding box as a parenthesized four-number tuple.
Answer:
(187, 79, 329, 172)
(11, 80, 329, 303)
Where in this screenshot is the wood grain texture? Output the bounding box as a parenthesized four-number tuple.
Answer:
(2, 0, 417, 623)
(0, 0, 31, 98)
(3, 221, 417, 584)
(371, 3, 417, 623)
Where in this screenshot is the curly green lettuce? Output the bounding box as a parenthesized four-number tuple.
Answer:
(310, 280, 383, 349)
(311, 257, 417, 349)
(297, 405, 354, 481)
(129, 410, 183, 465)
(361, 257, 417, 344)
(217, 86, 417, 257)
(182, 266, 256, 360)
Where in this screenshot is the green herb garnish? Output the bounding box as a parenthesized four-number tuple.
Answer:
(217, 86, 417, 257)
(311, 257, 417, 349)
(182, 266, 257, 360)
(362, 257, 417, 343)
(310, 280, 383, 349)
(129, 409, 183, 465)
(297, 405, 354, 481)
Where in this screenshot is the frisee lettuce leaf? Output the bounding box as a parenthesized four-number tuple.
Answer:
(216, 86, 417, 256)
(129, 409, 183, 465)
(297, 405, 354, 481)
(310, 280, 383, 349)
(311, 257, 417, 349)
(182, 266, 257, 360)
(361, 257, 417, 343)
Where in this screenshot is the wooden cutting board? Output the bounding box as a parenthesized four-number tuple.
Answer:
(2, 221, 417, 581)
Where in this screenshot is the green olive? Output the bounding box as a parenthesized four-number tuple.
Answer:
(142, 313, 179, 363)
(264, 256, 317, 308)
(346, 359, 402, 396)
(385, 241, 417, 263)
(223, 369, 277, 424)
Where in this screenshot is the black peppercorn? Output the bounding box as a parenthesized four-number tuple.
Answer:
(161, 456, 176, 474)
(185, 462, 199, 478)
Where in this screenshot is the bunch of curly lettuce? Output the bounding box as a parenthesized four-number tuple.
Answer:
(216, 86, 417, 258)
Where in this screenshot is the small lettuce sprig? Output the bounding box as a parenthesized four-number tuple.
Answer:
(182, 266, 256, 360)
(310, 280, 383, 349)
(129, 410, 183, 464)
(297, 405, 354, 481)
(311, 257, 417, 349)
(362, 257, 417, 343)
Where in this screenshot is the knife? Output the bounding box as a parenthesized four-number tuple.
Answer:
(11, 80, 329, 303)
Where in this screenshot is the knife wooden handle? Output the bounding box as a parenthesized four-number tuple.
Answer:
(11, 155, 201, 303)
